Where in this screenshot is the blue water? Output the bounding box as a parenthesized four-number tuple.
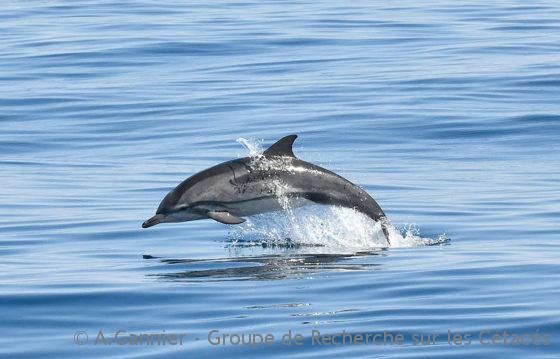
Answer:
(1, 1, 559, 358)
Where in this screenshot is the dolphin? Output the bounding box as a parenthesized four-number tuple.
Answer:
(142, 135, 390, 244)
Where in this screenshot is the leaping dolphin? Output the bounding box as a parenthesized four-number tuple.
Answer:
(142, 135, 390, 244)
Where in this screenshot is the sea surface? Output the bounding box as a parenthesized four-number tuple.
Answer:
(1, 1, 559, 358)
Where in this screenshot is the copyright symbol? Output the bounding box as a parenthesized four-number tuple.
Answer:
(74, 331, 88, 345)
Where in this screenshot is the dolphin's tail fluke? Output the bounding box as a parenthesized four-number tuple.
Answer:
(380, 217, 391, 246)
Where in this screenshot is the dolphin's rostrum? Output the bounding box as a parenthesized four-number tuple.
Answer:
(142, 135, 390, 244)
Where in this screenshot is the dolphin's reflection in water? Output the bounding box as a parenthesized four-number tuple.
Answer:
(144, 244, 387, 282)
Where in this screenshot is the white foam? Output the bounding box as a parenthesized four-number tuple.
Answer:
(228, 205, 446, 250)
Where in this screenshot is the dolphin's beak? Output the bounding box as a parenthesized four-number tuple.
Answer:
(142, 214, 165, 229)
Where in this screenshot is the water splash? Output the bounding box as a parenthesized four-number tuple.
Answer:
(236, 137, 264, 157)
(228, 206, 447, 251)
(229, 137, 448, 250)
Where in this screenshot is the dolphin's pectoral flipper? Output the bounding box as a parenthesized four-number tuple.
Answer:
(207, 211, 246, 225)
(263, 134, 298, 158)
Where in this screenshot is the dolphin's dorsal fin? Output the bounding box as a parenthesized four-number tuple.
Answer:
(263, 134, 298, 158)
